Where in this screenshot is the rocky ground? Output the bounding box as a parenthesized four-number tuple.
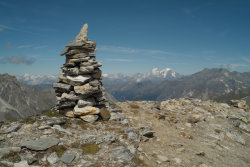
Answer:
(0, 98, 249, 167)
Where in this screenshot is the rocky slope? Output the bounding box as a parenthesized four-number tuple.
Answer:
(213, 88, 250, 106)
(0, 74, 56, 121)
(0, 99, 249, 167)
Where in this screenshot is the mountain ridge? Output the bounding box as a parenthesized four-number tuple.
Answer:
(0, 73, 56, 121)
(105, 68, 250, 101)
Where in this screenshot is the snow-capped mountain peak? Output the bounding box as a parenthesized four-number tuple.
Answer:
(151, 67, 175, 78)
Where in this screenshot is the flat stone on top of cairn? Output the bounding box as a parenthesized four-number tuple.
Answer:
(53, 24, 108, 123)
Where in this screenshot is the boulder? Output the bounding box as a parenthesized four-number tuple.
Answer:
(53, 83, 72, 92)
(0, 123, 21, 134)
(20, 137, 60, 151)
(60, 153, 75, 164)
(73, 106, 100, 116)
(47, 152, 59, 165)
(74, 84, 99, 95)
(79, 66, 95, 74)
(77, 98, 95, 107)
(110, 146, 135, 163)
(80, 115, 99, 123)
(99, 108, 111, 121)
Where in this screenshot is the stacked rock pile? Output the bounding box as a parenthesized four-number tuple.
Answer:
(53, 24, 108, 123)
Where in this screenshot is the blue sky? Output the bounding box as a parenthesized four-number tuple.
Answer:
(0, 0, 250, 75)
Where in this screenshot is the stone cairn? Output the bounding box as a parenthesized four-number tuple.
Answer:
(53, 24, 109, 123)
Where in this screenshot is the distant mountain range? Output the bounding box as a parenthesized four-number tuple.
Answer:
(16, 67, 182, 90)
(15, 68, 250, 104)
(16, 74, 58, 90)
(105, 68, 250, 101)
(103, 67, 182, 85)
(0, 74, 56, 121)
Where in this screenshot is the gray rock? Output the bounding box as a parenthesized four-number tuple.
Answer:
(66, 75, 91, 84)
(13, 161, 29, 167)
(47, 152, 59, 164)
(110, 112, 126, 122)
(79, 66, 95, 74)
(81, 135, 96, 144)
(99, 108, 111, 121)
(80, 62, 92, 67)
(0, 160, 14, 167)
(125, 128, 140, 142)
(77, 99, 95, 108)
(58, 74, 91, 86)
(231, 100, 247, 109)
(92, 69, 102, 79)
(37, 125, 51, 130)
(53, 83, 71, 92)
(74, 84, 99, 95)
(93, 62, 102, 68)
(60, 46, 69, 56)
(138, 126, 150, 133)
(224, 127, 245, 145)
(80, 115, 99, 123)
(108, 106, 123, 113)
(75, 24, 88, 41)
(61, 92, 79, 101)
(0, 124, 21, 134)
(0, 147, 21, 158)
(157, 155, 169, 162)
(174, 158, 182, 164)
(46, 117, 66, 126)
(62, 67, 79, 76)
(60, 153, 75, 164)
(227, 116, 241, 127)
(96, 134, 116, 144)
(67, 57, 90, 64)
(21, 137, 60, 151)
(21, 152, 37, 165)
(67, 40, 86, 47)
(52, 125, 72, 135)
(57, 101, 76, 109)
(110, 146, 135, 163)
(121, 119, 129, 125)
(67, 53, 88, 59)
(89, 80, 100, 87)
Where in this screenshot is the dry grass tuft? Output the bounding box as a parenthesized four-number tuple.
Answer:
(130, 103, 140, 109)
(20, 117, 36, 124)
(48, 145, 68, 157)
(81, 143, 100, 154)
(1, 151, 21, 163)
(130, 110, 139, 114)
(42, 110, 62, 117)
